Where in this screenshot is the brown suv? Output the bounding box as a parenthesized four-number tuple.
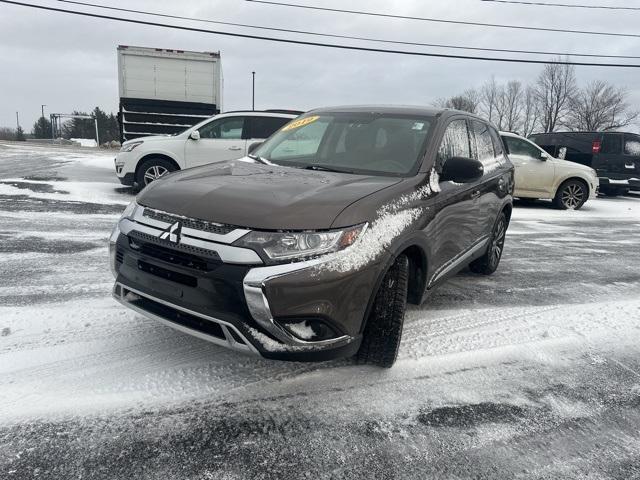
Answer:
(110, 106, 514, 367)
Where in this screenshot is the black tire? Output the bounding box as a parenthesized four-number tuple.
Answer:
(553, 179, 588, 210)
(135, 157, 178, 189)
(357, 255, 409, 368)
(469, 212, 507, 275)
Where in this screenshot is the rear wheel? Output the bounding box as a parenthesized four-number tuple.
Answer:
(135, 157, 177, 189)
(554, 179, 587, 210)
(469, 212, 507, 275)
(357, 255, 409, 368)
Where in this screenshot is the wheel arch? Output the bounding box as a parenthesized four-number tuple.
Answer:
(135, 153, 181, 178)
(555, 175, 590, 197)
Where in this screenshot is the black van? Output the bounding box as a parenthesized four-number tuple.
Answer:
(528, 132, 640, 196)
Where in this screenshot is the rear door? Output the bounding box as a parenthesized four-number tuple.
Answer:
(184, 116, 248, 168)
(622, 134, 640, 178)
(471, 121, 506, 236)
(595, 133, 624, 178)
(503, 135, 555, 197)
(428, 118, 480, 283)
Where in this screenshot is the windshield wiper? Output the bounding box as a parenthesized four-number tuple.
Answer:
(247, 154, 273, 166)
(303, 165, 355, 174)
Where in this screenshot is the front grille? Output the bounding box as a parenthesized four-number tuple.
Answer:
(137, 260, 197, 287)
(128, 231, 221, 263)
(142, 208, 236, 235)
(115, 249, 124, 265)
(130, 235, 212, 271)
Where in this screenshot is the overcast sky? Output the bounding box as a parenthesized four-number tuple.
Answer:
(1, 0, 639, 130)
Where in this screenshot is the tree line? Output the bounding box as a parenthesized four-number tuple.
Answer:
(435, 60, 638, 136)
(32, 107, 120, 143)
(0, 107, 120, 144)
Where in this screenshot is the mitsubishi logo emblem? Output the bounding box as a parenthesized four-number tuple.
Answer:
(159, 222, 181, 243)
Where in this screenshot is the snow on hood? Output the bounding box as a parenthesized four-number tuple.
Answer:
(316, 169, 439, 274)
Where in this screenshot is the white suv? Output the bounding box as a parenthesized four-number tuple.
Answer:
(114, 111, 299, 188)
(501, 131, 598, 210)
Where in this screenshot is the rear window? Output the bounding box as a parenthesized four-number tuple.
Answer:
(249, 116, 292, 139)
(601, 134, 622, 154)
(624, 135, 640, 156)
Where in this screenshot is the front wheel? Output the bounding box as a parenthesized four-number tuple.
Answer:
(554, 179, 588, 210)
(357, 255, 409, 368)
(469, 212, 507, 275)
(135, 157, 177, 189)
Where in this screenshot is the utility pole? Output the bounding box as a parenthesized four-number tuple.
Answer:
(16, 111, 19, 130)
(40, 104, 46, 139)
(252, 71, 255, 111)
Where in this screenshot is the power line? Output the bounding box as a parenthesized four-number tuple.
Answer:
(246, 0, 640, 38)
(2, 0, 640, 68)
(49, 0, 640, 59)
(481, 0, 640, 10)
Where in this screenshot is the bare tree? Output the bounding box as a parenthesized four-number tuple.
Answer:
(480, 76, 499, 124)
(521, 86, 540, 137)
(534, 60, 577, 132)
(436, 88, 480, 114)
(565, 80, 638, 131)
(502, 81, 524, 132)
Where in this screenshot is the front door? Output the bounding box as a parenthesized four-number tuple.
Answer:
(504, 135, 555, 197)
(184, 116, 248, 168)
(428, 118, 481, 284)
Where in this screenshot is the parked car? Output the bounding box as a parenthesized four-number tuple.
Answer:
(528, 131, 640, 196)
(501, 131, 598, 210)
(110, 106, 514, 368)
(114, 110, 301, 188)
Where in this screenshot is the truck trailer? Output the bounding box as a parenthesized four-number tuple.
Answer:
(117, 45, 223, 142)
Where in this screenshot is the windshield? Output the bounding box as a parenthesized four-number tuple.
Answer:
(252, 113, 433, 176)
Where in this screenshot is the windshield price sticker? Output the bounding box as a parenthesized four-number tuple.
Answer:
(282, 116, 320, 131)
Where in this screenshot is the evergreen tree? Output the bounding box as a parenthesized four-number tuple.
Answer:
(32, 117, 52, 138)
(15, 126, 25, 141)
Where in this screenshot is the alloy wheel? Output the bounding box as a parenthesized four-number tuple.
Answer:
(490, 218, 506, 269)
(561, 183, 584, 210)
(143, 165, 169, 185)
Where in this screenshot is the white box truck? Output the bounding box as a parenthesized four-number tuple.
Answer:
(117, 45, 223, 142)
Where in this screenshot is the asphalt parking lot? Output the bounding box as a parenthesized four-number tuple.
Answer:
(1, 142, 640, 480)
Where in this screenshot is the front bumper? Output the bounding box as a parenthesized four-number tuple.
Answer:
(110, 208, 382, 361)
(114, 153, 136, 185)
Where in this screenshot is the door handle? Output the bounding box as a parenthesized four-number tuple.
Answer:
(228, 146, 243, 151)
(471, 190, 481, 199)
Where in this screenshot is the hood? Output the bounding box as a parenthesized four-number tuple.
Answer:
(123, 135, 173, 146)
(137, 159, 402, 230)
(552, 157, 596, 175)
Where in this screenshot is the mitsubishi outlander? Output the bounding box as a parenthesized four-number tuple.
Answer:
(110, 106, 514, 368)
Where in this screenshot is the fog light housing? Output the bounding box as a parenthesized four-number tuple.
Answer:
(279, 318, 340, 342)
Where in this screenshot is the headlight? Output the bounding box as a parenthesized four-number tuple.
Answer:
(235, 224, 366, 263)
(120, 141, 143, 153)
(119, 200, 139, 220)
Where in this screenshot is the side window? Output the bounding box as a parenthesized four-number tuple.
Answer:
(601, 133, 622, 154)
(248, 116, 291, 139)
(198, 117, 245, 140)
(437, 119, 470, 169)
(489, 127, 504, 157)
(504, 136, 542, 159)
(624, 134, 640, 156)
(471, 121, 496, 164)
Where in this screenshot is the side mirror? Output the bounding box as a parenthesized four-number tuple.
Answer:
(189, 130, 200, 141)
(248, 141, 263, 154)
(540, 151, 549, 161)
(440, 156, 484, 184)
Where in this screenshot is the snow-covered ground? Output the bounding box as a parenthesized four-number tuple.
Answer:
(1, 142, 640, 479)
